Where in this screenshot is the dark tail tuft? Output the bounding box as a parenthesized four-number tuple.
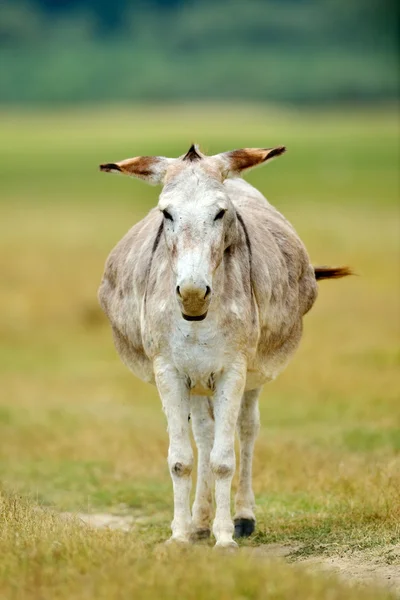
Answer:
(314, 266, 353, 281)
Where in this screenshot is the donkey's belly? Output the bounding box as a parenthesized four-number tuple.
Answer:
(191, 382, 216, 396)
(190, 370, 271, 396)
(244, 369, 273, 391)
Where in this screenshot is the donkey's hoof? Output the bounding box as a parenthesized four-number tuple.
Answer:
(234, 518, 256, 538)
(214, 540, 238, 552)
(165, 535, 191, 546)
(190, 528, 211, 542)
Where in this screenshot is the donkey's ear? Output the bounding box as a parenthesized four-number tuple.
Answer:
(216, 146, 286, 178)
(99, 156, 174, 185)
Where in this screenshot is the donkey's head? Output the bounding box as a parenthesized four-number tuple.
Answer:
(100, 144, 285, 321)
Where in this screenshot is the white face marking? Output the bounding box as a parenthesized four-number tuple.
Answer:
(159, 168, 237, 320)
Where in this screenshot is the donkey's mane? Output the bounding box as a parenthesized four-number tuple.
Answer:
(183, 144, 202, 162)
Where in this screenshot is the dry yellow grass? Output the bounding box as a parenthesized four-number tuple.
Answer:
(0, 493, 396, 600)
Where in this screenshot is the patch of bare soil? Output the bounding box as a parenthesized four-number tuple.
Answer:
(61, 511, 136, 531)
(63, 512, 400, 595)
(253, 543, 400, 596)
(60, 510, 153, 531)
(299, 545, 400, 596)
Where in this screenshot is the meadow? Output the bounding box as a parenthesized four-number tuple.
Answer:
(0, 105, 399, 599)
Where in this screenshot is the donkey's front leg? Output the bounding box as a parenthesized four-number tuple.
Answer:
(191, 396, 214, 540)
(211, 359, 247, 548)
(154, 358, 193, 544)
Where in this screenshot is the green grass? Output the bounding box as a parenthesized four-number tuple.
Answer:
(0, 104, 399, 599)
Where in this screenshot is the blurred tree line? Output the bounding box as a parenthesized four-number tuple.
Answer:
(0, 0, 398, 104)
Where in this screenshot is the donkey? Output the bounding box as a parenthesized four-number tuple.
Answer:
(98, 144, 350, 548)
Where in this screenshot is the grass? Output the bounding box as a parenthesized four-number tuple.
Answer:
(0, 104, 399, 598)
(3, 495, 394, 600)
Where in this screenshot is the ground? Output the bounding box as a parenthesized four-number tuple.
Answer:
(0, 105, 399, 599)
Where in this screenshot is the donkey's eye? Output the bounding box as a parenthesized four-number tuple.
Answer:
(214, 209, 226, 221)
(162, 210, 173, 221)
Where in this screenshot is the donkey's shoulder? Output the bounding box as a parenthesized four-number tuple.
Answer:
(101, 208, 161, 290)
(225, 178, 311, 277)
(98, 207, 162, 330)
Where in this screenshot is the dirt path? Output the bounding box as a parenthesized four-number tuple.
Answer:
(63, 512, 400, 596)
(299, 548, 400, 595)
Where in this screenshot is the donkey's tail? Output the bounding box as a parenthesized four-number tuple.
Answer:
(314, 266, 353, 281)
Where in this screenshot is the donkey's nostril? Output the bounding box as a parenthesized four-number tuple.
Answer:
(176, 282, 210, 301)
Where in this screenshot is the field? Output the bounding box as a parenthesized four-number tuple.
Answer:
(0, 105, 399, 599)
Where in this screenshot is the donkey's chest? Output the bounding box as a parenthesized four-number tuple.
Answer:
(167, 321, 231, 393)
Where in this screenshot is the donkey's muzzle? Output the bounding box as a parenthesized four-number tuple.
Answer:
(176, 281, 211, 320)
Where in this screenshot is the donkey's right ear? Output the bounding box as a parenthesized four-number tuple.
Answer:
(99, 156, 174, 185)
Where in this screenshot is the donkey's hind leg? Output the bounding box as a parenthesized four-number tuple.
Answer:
(234, 388, 261, 538)
(190, 396, 214, 540)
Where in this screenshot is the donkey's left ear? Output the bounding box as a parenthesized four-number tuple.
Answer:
(216, 146, 286, 178)
(99, 156, 174, 185)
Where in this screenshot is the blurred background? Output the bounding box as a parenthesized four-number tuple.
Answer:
(0, 0, 399, 558)
(0, 0, 399, 104)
